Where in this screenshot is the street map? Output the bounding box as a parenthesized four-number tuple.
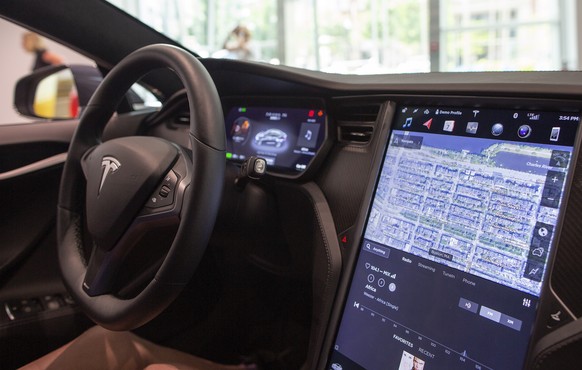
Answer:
(365, 131, 572, 296)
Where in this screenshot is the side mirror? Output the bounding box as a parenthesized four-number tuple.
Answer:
(14, 64, 103, 120)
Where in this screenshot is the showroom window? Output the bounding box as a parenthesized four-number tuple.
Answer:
(439, 0, 570, 72)
(110, 0, 579, 74)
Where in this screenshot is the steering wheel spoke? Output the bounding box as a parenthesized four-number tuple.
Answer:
(82, 204, 182, 297)
(83, 244, 123, 296)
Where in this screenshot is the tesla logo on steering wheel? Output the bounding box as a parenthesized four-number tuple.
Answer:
(99, 156, 121, 194)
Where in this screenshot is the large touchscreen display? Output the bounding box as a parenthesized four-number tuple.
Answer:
(224, 106, 326, 174)
(328, 106, 579, 370)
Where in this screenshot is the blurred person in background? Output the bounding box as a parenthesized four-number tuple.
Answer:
(213, 25, 253, 60)
(22, 32, 64, 71)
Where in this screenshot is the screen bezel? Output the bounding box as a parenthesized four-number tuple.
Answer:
(221, 96, 332, 180)
(318, 96, 582, 370)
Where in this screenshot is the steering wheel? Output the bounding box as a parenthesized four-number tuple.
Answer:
(57, 44, 225, 331)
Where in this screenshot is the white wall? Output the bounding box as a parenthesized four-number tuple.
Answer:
(0, 18, 94, 124)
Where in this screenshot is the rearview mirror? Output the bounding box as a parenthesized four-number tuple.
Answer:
(14, 65, 103, 120)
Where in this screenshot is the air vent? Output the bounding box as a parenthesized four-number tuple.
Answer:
(338, 125, 374, 143)
(336, 103, 381, 144)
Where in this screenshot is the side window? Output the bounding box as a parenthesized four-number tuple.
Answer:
(0, 18, 96, 125)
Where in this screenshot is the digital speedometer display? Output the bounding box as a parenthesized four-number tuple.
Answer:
(224, 105, 326, 175)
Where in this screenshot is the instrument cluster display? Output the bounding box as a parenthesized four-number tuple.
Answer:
(224, 105, 326, 175)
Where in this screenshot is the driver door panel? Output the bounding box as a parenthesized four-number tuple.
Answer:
(0, 120, 93, 368)
(0, 120, 74, 280)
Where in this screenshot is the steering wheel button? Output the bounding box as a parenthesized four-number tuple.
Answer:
(146, 180, 175, 208)
(159, 185, 171, 198)
(163, 171, 179, 187)
(147, 195, 163, 208)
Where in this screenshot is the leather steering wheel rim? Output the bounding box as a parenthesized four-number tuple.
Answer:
(57, 44, 225, 331)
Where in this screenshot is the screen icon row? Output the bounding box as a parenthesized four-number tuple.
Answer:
(405, 117, 561, 141)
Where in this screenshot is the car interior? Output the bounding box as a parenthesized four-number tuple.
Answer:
(2, 1, 582, 369)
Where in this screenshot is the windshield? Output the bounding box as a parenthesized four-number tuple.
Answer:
(107, 0, 577, 74)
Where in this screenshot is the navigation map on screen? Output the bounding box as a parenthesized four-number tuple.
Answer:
(365, 132, 571, 296)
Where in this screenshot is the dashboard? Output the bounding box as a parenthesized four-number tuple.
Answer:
(150, 72, 582, 368)
(198, 76, 582, 368)
(197, 62, 582, 368)
(91, 60, 582, 369)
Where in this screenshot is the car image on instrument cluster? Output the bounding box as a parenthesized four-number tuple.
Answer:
(254, 128, 287, 147)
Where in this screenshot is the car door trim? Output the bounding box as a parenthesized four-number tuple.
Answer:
(0, 153, 67, 181)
